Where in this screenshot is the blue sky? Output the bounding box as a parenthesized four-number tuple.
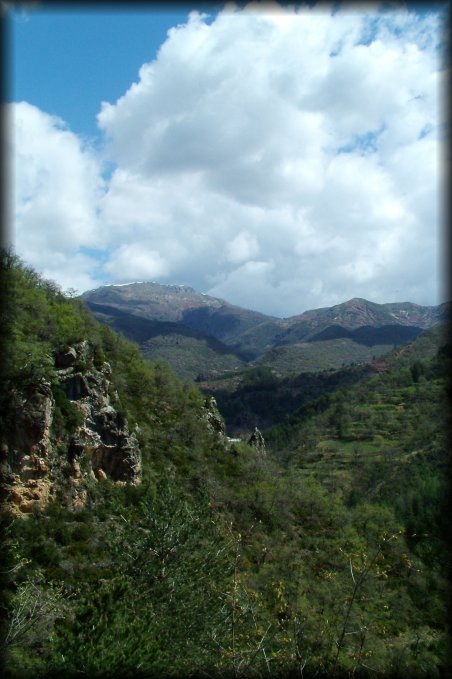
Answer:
(7, 2, 447, 316)
(10, 7, 209, 139)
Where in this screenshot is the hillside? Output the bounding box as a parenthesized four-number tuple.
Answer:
(81, 283, 446, 379)
(1, 252, 450, 678)
(82, 282, 277, 359)
(84, 300, 247, 381)
(279, 297, 443, 337)
(200, 324, 449, 436)
(264, 326, 451, 574)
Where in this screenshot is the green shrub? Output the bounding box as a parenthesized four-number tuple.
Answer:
(51, 383, 84, 436)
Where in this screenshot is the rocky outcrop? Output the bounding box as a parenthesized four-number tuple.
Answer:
(55, 346, 77, 368)
(1, 341, 141, 515)
(202, 397, 267, 455)
(202, 395, 226, 439)
(57, 342, 141, 485)
(68, 411, 140, 483)
(1, 380, 56, 514)
(247, 427, 266, 455)
(6, 381, 54, 470)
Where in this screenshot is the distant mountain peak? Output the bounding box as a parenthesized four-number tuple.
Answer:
(343, 297, 368, 304)
(81, 282, 445, 380)
(106, 281, 145, 287)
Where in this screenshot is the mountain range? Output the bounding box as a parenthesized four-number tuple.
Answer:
(81, 282, 449, 380)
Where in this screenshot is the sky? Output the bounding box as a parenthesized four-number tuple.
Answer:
(6, 1, 449, 318)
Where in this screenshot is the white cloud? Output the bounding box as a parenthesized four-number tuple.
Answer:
(33, 251, 107, 296)
(103, 243, 169, 281)
(225, 231, 259, 264)
(9, 102, 106, 290)
(10, 3, 446, 315)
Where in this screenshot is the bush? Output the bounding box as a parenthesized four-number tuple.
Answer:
(51, 383, 84, 436)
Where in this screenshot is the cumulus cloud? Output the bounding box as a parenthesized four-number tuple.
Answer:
(103, 243, 169, 281)
(9, 101, 106, 291)
(225, 232, 260, 264)
(10, 3, 446, 315)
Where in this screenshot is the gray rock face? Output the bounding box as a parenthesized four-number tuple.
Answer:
(55, 347, 77, 368)
(61, 373, 90, 400)
(202, 395, 226, 439)
(0, 380, 55, 514)
(68, 400, 141, 483)
(5, 381, 54, 474)
(1, 340, 142, 515)
(61, 342, 141, 484)
(69, 427, 140, 483)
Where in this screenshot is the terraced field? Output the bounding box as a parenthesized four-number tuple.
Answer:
(266, 349, 447, 503)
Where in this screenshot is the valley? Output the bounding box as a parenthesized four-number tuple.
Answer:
(1, 254, 450, 678)
(82, 281, 448, 435)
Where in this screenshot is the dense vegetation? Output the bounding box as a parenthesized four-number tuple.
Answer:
(200, 363, 381, 434)
(85, 301, 246, 381)
(199, 324, 449, 436)
(1, 251, 450, 678)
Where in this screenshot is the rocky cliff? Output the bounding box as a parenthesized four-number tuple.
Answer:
(1, 340, 141, 515)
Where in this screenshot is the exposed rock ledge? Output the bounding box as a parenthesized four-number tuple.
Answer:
(1, 341, 141, 515)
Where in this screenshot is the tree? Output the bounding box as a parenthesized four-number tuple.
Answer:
(49, 482, 234, 675)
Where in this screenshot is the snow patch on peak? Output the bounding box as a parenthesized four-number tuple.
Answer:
(104, 281, 145, 287)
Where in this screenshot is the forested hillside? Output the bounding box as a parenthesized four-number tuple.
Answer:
(201, 324, 449, 435)
(1, 252, 450, 678)
(82, 283, 446, 380)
